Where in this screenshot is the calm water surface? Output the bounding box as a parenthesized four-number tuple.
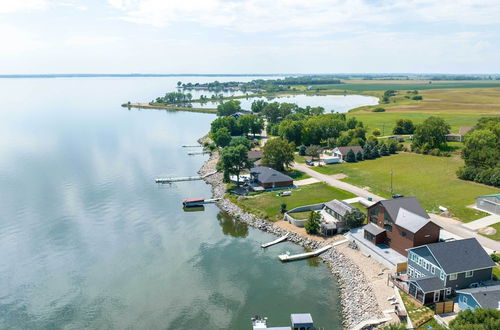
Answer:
(0, 77, 343, 329)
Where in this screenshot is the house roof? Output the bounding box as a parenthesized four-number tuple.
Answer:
(457, 286, 500, 309)
(376, 197, 429, 221)
(363, 222, 386, 236)
(395, 208, 436, 233)
(459, 126, 473, 135)
(324, 199, 356, 216)
(414, 238, 496, 274)
(446, 133, 462, 137)
(478, 194, 500, 200)
(291, 314, 313, 326)
(248, 150, 263, 160)
(335, 146, 363, 155)
(410, 276, 446, 293)
(250, 166, 293, 184)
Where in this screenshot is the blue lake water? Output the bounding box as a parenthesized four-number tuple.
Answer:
(0, 77, 344, 329)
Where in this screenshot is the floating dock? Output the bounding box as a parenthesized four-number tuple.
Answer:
(155, 171, 217, 184)
(187, 151, 210, 155)
(182, 198, 220, 207)
(261, 233, 289, 248)
(182, 145, 202, 148)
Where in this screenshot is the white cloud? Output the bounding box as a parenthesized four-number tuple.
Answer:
(0, 0, 49, 13)
(0, 24, 47, 52)
(66, 35, 123, 46)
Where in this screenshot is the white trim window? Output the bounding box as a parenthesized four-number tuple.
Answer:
(431, 266, 436, 275)
(446, 288, 451, 295)
(462, 295, 468, 303)
(465, 270, 474, 278)
(440, 271, 446, 281)
(408, 266, 414, 277)
(450, 273, 458, 281)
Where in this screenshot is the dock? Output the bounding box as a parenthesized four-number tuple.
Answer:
(155, 171, 217, 184)
(182, 145, 202, 148)
(261, 233, 289, 248)
(278, 239, 348, 262)
(187, 151, 210, 155)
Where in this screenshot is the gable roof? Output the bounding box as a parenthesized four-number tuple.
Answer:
(395, 208, 436, 233)
(335, 146, 363, 155)
(324, 199, 356, 216)
(478, 194, 500, 200)
(457, 286, 500, 309)
(413, 238, 496, 274)
(363, 222, 386, 236)
(250, 166, 293, 184)
(376, 197, 429, 221)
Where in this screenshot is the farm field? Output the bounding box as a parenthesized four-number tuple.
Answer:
(313, 153, 498, 222)
(228, 182, 355, 222)
(318, 80, 500, 92)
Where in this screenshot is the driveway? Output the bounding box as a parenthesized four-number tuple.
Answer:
(463, 214, 500, 231)
(293, 162, 500, 252)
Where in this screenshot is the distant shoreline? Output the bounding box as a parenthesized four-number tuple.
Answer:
(0, 74, 283, 79)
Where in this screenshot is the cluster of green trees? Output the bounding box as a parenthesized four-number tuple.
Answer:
(382, 90, 397, 103)
(210, 114, 264, 147)
(393, 119, 415, 134)
(411, 116, 451, 154)
(457, 117, 500, 187)
(155, 92, 193, 105)
(216, 141, 253, 184)
(305, 209, 365, 235)
(345, 140, 398, 163)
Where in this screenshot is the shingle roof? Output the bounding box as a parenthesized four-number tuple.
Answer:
(291, 313, 313, 326)
(410, 276, 446, 292)
(422, 238, 495, 274)
(363, 222, 386, 236)
(457, 286, 500, 309)
(335, 146, 363, 155)
(459, 126, 473, 135)
(247, 150, 263, 160)
(395, 208, 436, 233)
(250, 166, 293, 184)
(378, 197, 429, 221)
(324, 199, 356, 216)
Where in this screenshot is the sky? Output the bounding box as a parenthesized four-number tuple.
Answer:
(1, 0, 500, 74)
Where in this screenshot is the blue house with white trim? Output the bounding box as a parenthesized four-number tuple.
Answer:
(457, 286, 500, 310)
(404, 238, 496, 305)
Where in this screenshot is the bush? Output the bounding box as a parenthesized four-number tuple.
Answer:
(372, 107, 386, 112)
(380, 144, 389, 156)
(449, 308, 500, 329)
(345, 211, 365, 229)
(345, 149, 357, 162)
(429, 148, 441, 156)
(372, 128, 381, 136)
(356, 150, 364, 161)
(457, 166, 500, 187)
(491, 254, 500, 263)
(412, 95, 423, 100)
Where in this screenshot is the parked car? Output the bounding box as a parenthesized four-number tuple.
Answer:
(305, 160, 314, 166)
(392, 194, 404, 198)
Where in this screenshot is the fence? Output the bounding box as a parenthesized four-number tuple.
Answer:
(435, 301, 454, 314)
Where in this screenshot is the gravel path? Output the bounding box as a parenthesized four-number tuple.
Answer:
(197, 140, 384, 329)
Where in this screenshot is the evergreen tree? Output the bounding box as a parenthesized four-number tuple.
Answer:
(356, 150, 364, 161)
(345, 149, 356, 162)
(380, 144, 389, 156)
(388, 141, 397, 154)
(304, 211, 321, 235)
(371, 145, 380, 158)
(363, 144, 372, 159)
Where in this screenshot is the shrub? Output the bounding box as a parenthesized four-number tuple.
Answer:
(372, 107, 386, 112)
(299, 145, 307, 156)
(491, 254, 500, 263)
(356, 150, 364, 161)
(412, 95, 423, 100)
(372, 128, 381, 136)
(345, 149, 357, 162)
(345, 210, 365, 229)
(380, 144, 389, 156)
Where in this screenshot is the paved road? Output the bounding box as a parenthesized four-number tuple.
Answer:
(293, 162, 500, 252)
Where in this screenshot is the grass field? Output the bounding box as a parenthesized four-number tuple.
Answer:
(318, 80, 500, 92)
(313, 153, 498, 222)
(285, 169, 311, 180)
(228, 182, 355, 222)
(479, 222, 500, 241)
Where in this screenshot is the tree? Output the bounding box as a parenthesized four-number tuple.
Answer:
(262, 102, 281, 124)
(304, 211, 321, 235)
(216, 145, 253, 184)
(449, 308, 500, 330)
(213, 127, 231, 147)
(177, 81, 182, 87)
(363, 144, 372, 159)
(371, 145, 380, 158)
(261, 138, 295, 171)
(250, 116, 265, 136)
(412, 116, 450, 149)
(387, 140, 397, 154)
(380, 144, 389, 156)
(305, 145, 322, 161)
(461, 129, 499, 169)
(299, 145, 307, 156)
(393, 119, 415, 134)
(217, 100, 241, 116)
(345, 210, 365, 229)
(251, 99, 268, 113)
(278, 120, 304, 145)
(346, 117, 358, 129)
(372, 128, 381, 136)
(345, 149, 356, 162)
(237, 114, 255, 136)
(356, 150, 364, 161)
(229, 136, 252, 150)
(211, 116, 239, 135)
(336, 133, 352, 147)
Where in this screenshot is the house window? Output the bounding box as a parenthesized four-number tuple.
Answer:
(384, 224, 393, 232)
(450, 273, 458, 281)
(408, 267, 414, 277)
(401, 231, 407, 237)
(426, 262, 431, 271)
(440, 271, 445, 281)
(431, 267, 435, 275)
(465, 271, 474, 278)
(462, 296, 468, 303)
(446, 288, 451, 295)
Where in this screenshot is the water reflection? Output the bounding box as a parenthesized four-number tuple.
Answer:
(183, 206, 205, 212)
(217, 212, 249, 238)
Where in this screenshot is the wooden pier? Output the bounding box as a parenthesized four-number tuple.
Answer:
(187, 151, 210, 155)
(278, 239, 348, 262)
(261, 233, 289, 248)
(155, 171, 217, 184)
(182, 145, 202, 148)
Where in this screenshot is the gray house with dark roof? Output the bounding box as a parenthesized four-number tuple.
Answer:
(250, 166, 293, 190)
(405, 238, 496, 305)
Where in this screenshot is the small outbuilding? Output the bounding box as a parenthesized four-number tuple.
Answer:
(476, 194, 500, 215)
(290, 313, 314, 330)
(332, 146, 363, 160)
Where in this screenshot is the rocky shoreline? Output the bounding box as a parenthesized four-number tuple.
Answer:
(197, 142, 384, 329)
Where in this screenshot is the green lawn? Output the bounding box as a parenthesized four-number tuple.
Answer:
(285, 169, 311, 180)
(313, 153, 497, 222)
(399, 289, 435, 328)
(479, 222, 500, 241)
(493, 265, 500, 280)
(228, 182, 355, 222)
(350, 202, 367, 215)
(293, 153, 307, 164)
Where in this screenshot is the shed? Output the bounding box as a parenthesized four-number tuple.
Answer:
(476, 194, 500, 215)
(363, 222, 386, 245)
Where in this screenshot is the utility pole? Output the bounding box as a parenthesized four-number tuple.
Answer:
(382, 123, 385, 136)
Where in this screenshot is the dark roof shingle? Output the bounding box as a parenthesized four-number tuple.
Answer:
(250, 166, 293, 184)
(457, 286, 500, 309)
(377, 197, 429, 221)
